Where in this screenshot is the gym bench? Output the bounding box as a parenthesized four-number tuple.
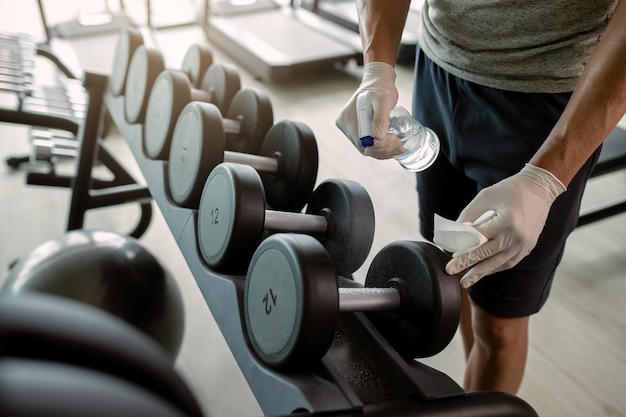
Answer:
(577, 125, 626, 227)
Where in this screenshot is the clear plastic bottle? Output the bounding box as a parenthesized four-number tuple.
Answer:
(357, 91, 440, 172)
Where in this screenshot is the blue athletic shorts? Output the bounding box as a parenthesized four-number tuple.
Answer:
(412, 47, 601, 318)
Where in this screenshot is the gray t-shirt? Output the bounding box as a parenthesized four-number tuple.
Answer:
(418, 0, 618, 93)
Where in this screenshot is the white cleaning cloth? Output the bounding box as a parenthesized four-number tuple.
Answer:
(433, 210, 496, 254)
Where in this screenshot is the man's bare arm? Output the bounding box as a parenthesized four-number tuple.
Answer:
(531, 0, 626, 185)
(357, 0, 412, 65)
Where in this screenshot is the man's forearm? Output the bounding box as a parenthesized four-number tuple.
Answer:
(531, 0, 626, 186)
(357, 0, 411, 65)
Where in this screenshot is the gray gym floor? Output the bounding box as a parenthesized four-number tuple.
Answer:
(1, 2, 626, 416)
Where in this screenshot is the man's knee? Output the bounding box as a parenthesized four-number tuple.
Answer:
(471, 303, 529, 351)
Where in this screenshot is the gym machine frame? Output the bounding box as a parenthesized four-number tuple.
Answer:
(576, 125, 626, 227)
(100, 67, 537, 416)
(64, 73, 152, 239)
(200, 0, 363, 83)
(0, 34, 152, 239)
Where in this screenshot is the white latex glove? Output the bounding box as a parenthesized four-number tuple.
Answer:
(335, 62, 404, 159)
(446, 164, 567, 289)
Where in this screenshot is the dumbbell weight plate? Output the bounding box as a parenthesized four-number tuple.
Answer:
(125, 46, 165, 124)
(225, 88, 273, 154)
(168, 102, 225, 208)
(305, 179, 374, 277)
(0, 359, 192, 417)
(144, 64, 241, 160)
(245, 233, 339, 369)
(364, 241, 461, 358)
(0, 294, 203, 417)
(109, 29, 144, 96)
(144, 70, 191, 159)
(180, 43, 213, 88)
(200, 62, 241, 112)
(197, 163, 265, 273)
(258, 120, 319, 212)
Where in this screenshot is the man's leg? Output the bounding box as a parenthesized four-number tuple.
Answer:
(462, 301, 529, 395)
(459, 288, 474, 359)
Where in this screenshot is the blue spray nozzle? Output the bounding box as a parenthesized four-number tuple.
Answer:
(360, 135, 374, 147)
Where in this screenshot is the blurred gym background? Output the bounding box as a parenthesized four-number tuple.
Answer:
(1, 1, 625, 416)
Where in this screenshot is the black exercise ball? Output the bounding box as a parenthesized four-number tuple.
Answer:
(2, 229, 185, 360)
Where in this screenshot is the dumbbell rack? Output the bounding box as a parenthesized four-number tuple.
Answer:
(101, 73, 538, 416)
(0, 32, 83, 165)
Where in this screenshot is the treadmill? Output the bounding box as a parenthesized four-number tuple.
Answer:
(202, 0, 364, 83)
(302, 0, 423, 63)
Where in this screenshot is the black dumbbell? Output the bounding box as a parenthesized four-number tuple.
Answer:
(109, 28, 211, 98)
(0, 34, 36, 92)
(124, 43, 214, 124)
(109, 28, 144, 97)
(30, 128, 79, 162)
(244, 233, 461, 370)
(197, 162, 375, 276)
(178, 42, 216, 91)
(143, 63, 242, 160)
(167, 102, 312, 211)
(0, 293, 204, 417)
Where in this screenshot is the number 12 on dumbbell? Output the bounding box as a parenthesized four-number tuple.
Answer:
(262, 288, 277, 315)
(197, 163, 375, 277)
